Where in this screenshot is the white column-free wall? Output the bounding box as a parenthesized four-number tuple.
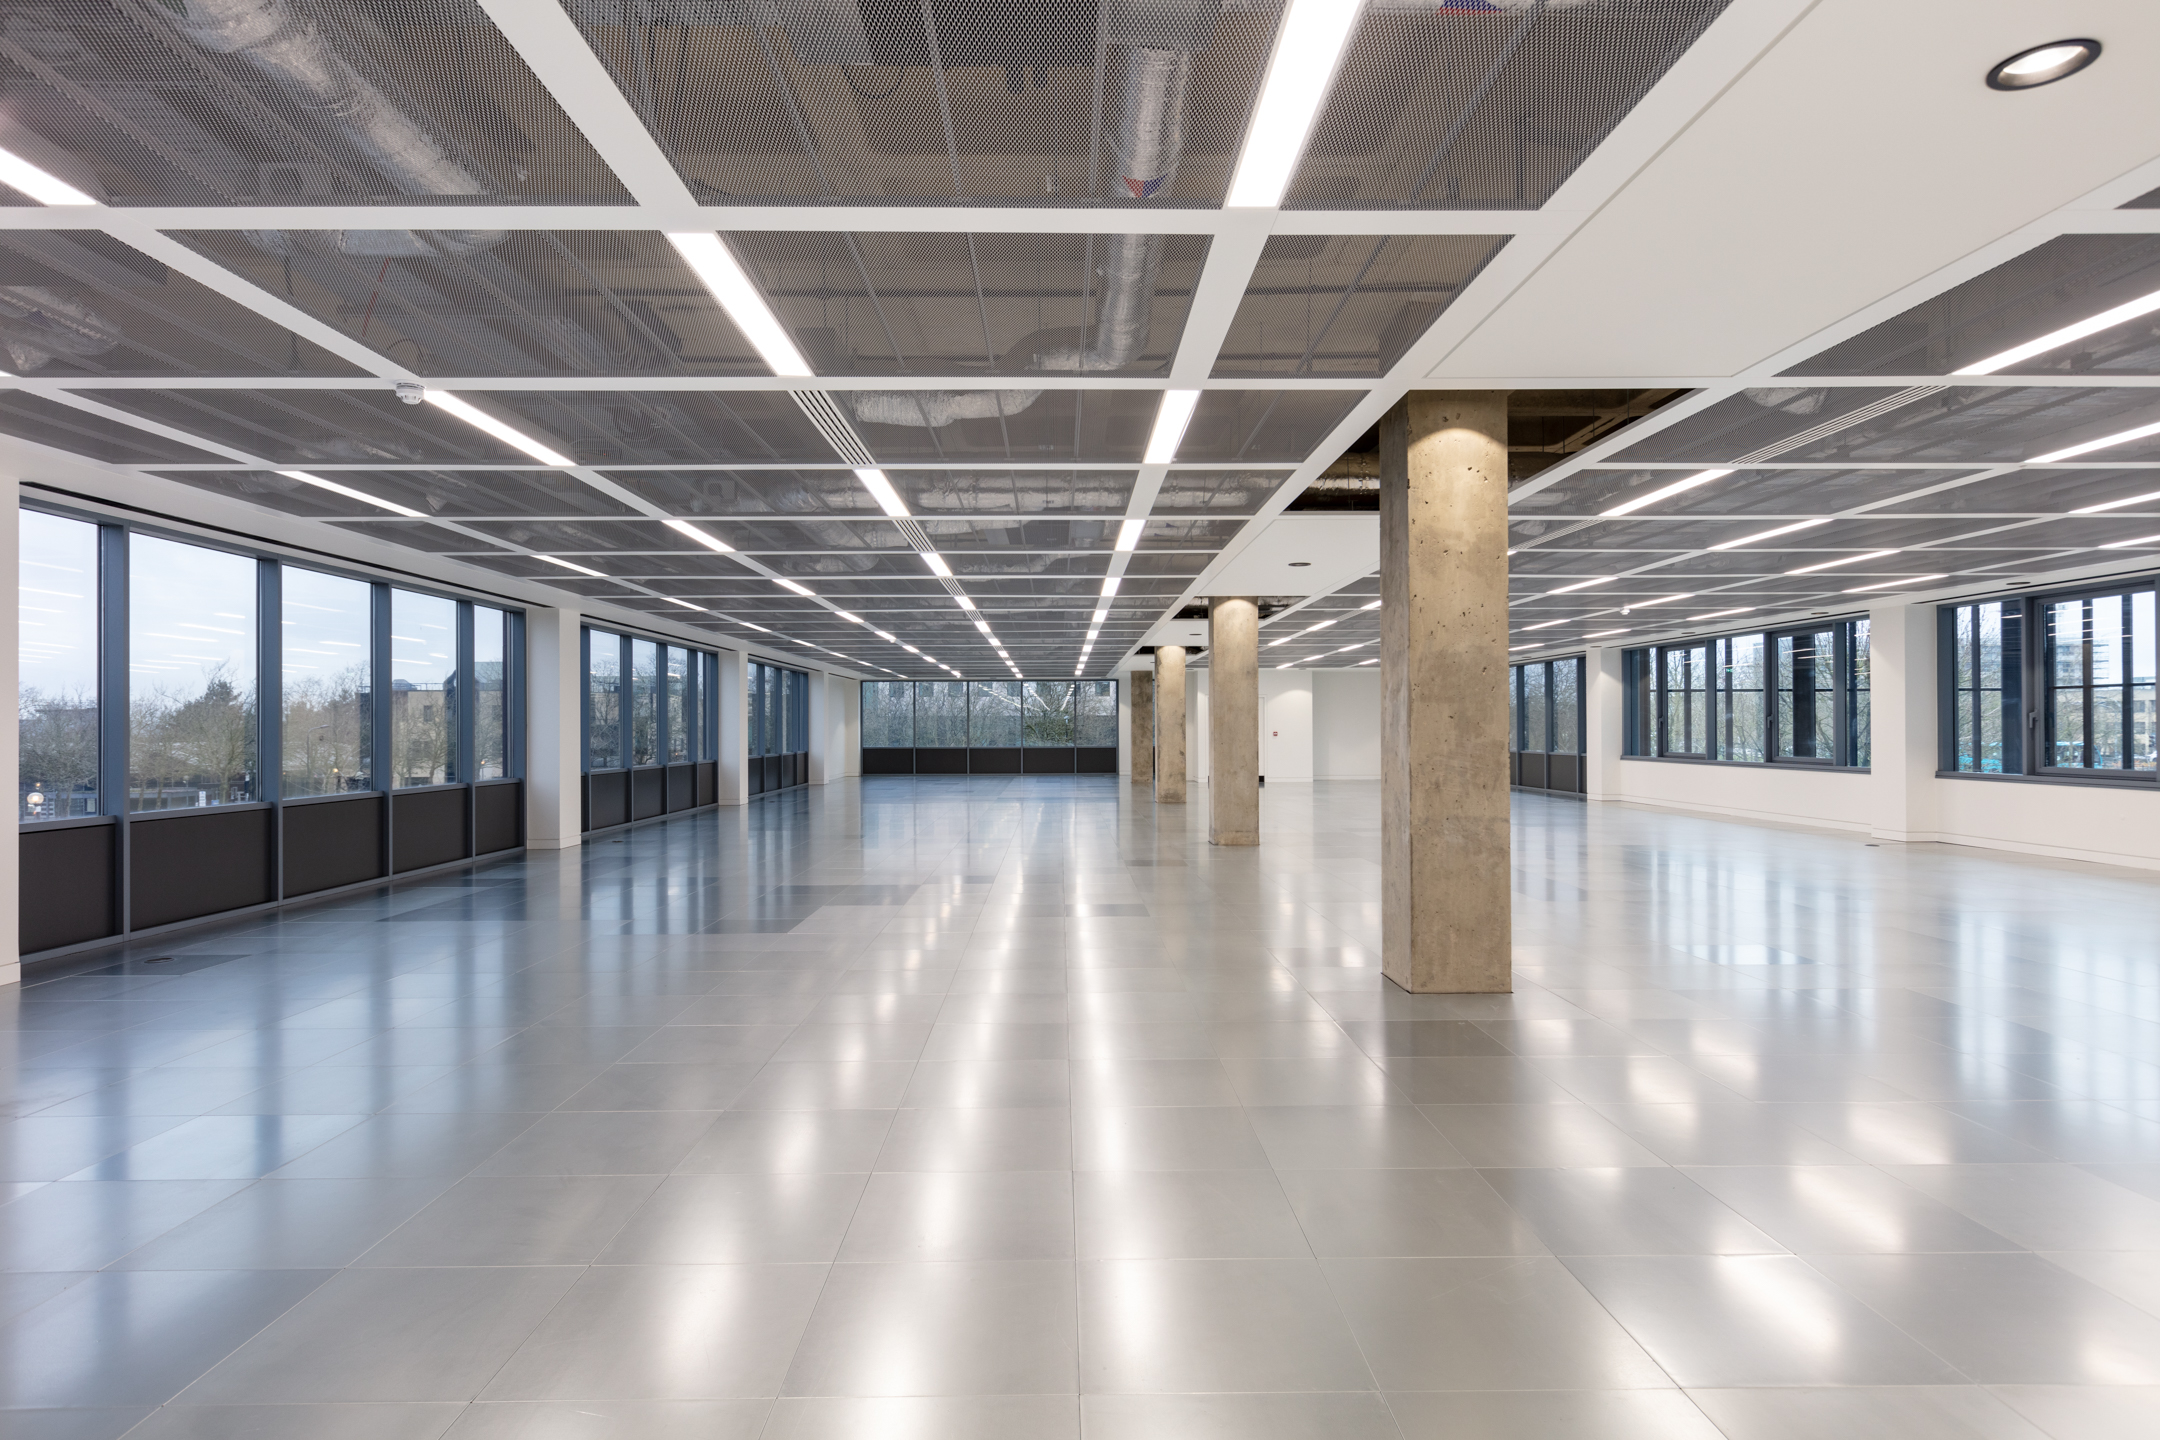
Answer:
(717, 648, 749, 806)
(1870, 601, 1940, 843)
(1260, 670, 1314, 782)
(524, 606, 582, 850)
(807, 669, 831, 785)
(1583, 645, 1626, 802)
(0, 481, 18, 985)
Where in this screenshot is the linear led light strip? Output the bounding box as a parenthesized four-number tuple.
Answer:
(1224, 0, 1363, 207)
(2030, 418, 2160, 465)
(0, 143, 96, 206)
(1956, 284, 2160, 375)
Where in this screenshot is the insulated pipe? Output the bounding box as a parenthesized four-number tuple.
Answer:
(0, 286, 123, 372)
(164, 0, 507, 256)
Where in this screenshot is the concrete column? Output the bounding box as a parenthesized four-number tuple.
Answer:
(0, 481, 18, 985)
(524, 605, 582, 850)
(1154, 646, 1187, 803)
(1208, 596, 1260, 846)
(1129, 671, 1155, 788)
(1379, 391, 1511, 994)
(1869, 602, 1939, 842)
(717, 648, 749, 805)
(807, 669, 830, 785)
(1583, 644, 1627, 802)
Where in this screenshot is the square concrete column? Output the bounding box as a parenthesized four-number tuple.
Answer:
(1869, 602, 1940, 843)
(1154, 646, 1187, 803)
(524, 605, 583, 851)
(807, 669, 830, 785)
(717, 648, 749, 806)
(1208, 596, 1260, 846)
(1130, 672, 1154, 787)
(1379, 391, 1511, 994)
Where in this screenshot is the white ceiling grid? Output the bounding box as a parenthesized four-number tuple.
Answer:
(1, 0, 2158, 680)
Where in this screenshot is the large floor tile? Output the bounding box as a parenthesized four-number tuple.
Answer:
(1480, 1167, 1786, 1256)
(1078, 1257, 1373, 1393)
(840, 1170, 1074, 1260)
(1275, 1168, 1548, 1258)
(782, 1259, 1077, 1397)
(1386, 1389, 1726, 1439)
(1076, 1169, 1309, 1259)
(1687, 1385, 2052, 1439)
(598, 1172, 868, 1263)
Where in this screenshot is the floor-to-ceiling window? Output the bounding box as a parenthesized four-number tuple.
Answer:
(748, 660, 810, 794)
(1508, 657, 1585, 794)
(861, 680, 1120, 775)
(16, 507, 526, 959)
(580, 628, 722, 826)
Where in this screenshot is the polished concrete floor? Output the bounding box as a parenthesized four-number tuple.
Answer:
(4, 778, 2160, 1438)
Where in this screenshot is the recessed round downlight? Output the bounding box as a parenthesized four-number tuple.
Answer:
(1987, 38, 2100, 90)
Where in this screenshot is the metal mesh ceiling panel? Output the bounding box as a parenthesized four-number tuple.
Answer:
(1180, 389, 1363, 461)
(1793, 235, 2160, 377)
(739, 230, 1206, 374)
(558, 0, 1284, 205)
(0, 0, 628, 206)
(1212, 234, 1506, 376)
(174, 229, 765, 376)
(849, 388, 1160, 461)
(84, 387, 542, 463)
(1286, 0, 1730, 210)
(153, 467, 642, 517)
(326, 517, 502, 551)
(0, 231, 362, 376)
(608, 466, 1140, 516)
(1152, 467, 1281, 515)
(1868, 469, 2160, 516)
(0, 392, 220, 462)
(1517, 468, 1979, 519)
(1612, 388, 1915, 464)
(496, 390, 838, 463)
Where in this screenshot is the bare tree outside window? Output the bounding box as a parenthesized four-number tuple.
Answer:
(128, 534, 256, 811)
(19, 510, 100, 820)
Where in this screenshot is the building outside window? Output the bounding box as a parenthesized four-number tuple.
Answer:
(1948, 599, 2022, 774)
(390, 589, 457, 787)
(630, 637, 658, 767)
(1944, 587, 2157, 780)
(281, 567, 372, 798)
(474, 605, 507, 780)
(666, 647, 690, 763)
(128, 533, 257, 811)
(19, 511, 101, 821)
(1660, 643, 1708, 758)
(587, 630, 623, 771)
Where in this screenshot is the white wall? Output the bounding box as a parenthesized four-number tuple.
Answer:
(1189, 671, 1210, 783)
(1313, 670, 1382, 779)
(1260, 671, 1314, 781)
(836, 676, 860, 777)
(1583, 604, 2160, 872)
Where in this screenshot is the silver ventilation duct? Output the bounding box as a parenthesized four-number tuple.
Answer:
(163, 0, 507, 257)
(0, 286, 123, 372)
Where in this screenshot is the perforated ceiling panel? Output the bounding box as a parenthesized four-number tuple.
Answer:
(1286, 0, 1731, 210)
(1211, 233, 1506, 377)
(557, 0, 1285, 205)
(1, 0, 628, 205)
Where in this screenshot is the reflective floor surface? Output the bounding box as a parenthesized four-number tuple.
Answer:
(4, 778, 2160, 1438)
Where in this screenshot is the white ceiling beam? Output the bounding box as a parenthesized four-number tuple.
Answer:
(471, 0, 698, 211)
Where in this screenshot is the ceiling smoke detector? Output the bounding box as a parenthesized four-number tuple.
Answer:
(1986, 39, 2100, 91)
(395, 382, 425, 405)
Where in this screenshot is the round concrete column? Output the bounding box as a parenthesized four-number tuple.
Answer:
(1380, 391, 1511, 993)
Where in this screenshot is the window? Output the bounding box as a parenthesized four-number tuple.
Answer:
(1077, 681, 1118, 747)
(1774, 628, 1836, 761)
(970, 680, 1023, 746)
(473, 606, 507, 780)
(630, 638, 658, 767)
(1625, 619, 1869, 769)
(19, 511, 100, 820)
(665, 647, 690, 763)
(916, 681, 967, 747)
(1660, 643, 1708, 757)
(862, 680, 914, 747)
(1521, 663, 1548, 752)
(1714, 634, 1764, 763)
(1023, 681, 1074, 746)
(281, 567, 371, 798)
(129, 534, 256, 811)
(390, 589, 456, 787)
(2043, 590, 2155, 773)
(1949, 600, 2022, 773)
(1550, 659, 1580, 756)
(587, 630, 622, 770)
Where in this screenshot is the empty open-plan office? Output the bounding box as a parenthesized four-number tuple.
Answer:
(4, 2, 2160, 1437)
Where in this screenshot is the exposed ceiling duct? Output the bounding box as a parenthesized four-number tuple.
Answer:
(0, 285, 122, 372)
(162, 0, 508, 257)
(836, 5, 1207, 428)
